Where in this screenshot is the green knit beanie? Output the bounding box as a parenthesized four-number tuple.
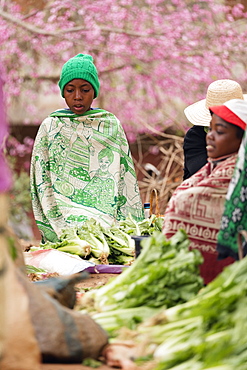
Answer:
(58, 53, 100, 98)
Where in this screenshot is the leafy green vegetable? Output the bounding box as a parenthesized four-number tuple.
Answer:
(119, 214, 164, 236)
(42, 228, 91, 257)
(103, 226, 135, 256)
(81, 230, 203, 313)
(108, 253, 134, 265)
(92, 306, 161, 336)
(127, 255, 247, 370)
(82, 358, 102, 368)
(25, 264, 47, 274)
(36, 215, 166, 265)
(77, 219, 110, 262)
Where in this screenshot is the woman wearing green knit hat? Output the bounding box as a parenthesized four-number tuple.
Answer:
(30, 53, 143, 243)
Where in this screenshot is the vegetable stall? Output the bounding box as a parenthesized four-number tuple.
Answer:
(22, 214, 247, 369)
(24, 215, 164, 273)
(76, 231, 247, 370)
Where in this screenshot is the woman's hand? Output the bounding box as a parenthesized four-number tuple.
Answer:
(102, 343, 138, 370)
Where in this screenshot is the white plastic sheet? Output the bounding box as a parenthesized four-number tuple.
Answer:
(24, 249, 95, 275)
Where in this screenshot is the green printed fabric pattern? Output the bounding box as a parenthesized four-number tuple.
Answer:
(217, 130, 247, 260)
(30, 109, 143, 242)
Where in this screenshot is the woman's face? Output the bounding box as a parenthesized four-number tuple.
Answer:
(64, 79, 94, 115)
(206, 114, 242, 159)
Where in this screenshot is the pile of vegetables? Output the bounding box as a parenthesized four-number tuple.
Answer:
(118, 214, 164, 236)
(79, 230, 204, 335)
(39, 215, 164, 265)
(116, 255, 247, 369)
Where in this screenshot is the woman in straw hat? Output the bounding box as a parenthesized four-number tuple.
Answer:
(183, 79, 247, 180)
(163, 98, 247, 284)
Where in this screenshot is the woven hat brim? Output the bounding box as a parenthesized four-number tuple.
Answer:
(184, 94, 247, 127)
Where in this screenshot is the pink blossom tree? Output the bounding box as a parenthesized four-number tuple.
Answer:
(1, 0, 247, 141)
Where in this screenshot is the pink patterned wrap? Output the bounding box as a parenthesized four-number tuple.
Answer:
(163, 155, 237, 284)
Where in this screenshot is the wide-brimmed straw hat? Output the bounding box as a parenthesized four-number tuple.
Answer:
(184, 79, 247, 127)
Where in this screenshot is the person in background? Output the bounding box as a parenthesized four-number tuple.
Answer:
(183, 79, 247, 180)
(30, 53, 143, 243)
(163, 99, 247, 284)
(217, 122, 247, 261)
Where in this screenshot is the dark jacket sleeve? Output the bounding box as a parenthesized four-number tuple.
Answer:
(183, 126, 208, 180)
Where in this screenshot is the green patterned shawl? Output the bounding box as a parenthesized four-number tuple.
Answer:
(30, 109, 143, 242)
(217, 130, 247, 260)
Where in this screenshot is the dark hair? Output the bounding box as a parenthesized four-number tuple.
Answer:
(222, 119, 244, 139)
(234, 124, 245, 139)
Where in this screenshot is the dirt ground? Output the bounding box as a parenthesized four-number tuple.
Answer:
(75, 273, 117, 291)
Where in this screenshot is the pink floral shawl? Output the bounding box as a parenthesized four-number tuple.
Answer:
(163, 154, 237, 284)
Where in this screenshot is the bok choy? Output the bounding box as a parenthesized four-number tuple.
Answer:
(80, 230, 203, 313)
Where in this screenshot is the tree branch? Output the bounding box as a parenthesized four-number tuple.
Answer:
(0, 8, 167, 38)
(0, 9, 56, 36)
